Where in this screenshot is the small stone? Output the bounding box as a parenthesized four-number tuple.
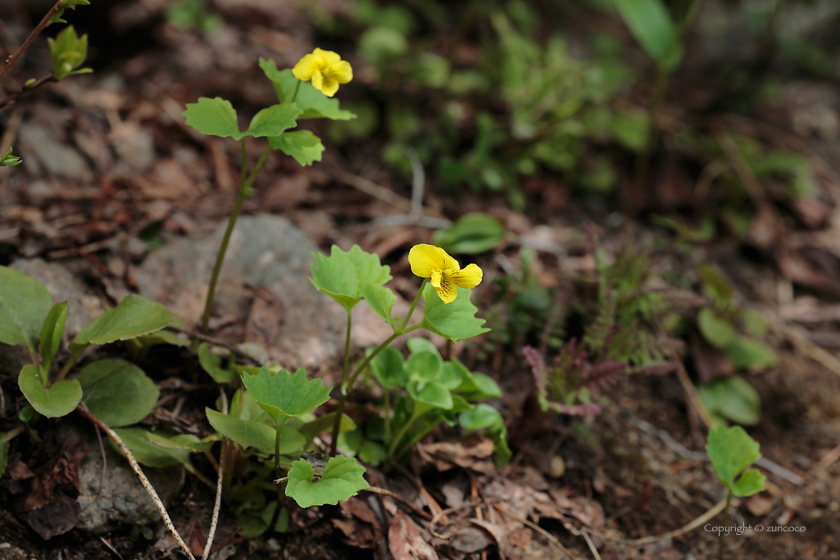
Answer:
(18, 123, 91, 181)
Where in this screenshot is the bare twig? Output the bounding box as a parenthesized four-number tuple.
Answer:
(202, 389, 228, 560)
(0, 0, 63, 81)
(493, 503, 581, 560)
(580, 528, 601, 560)
(779, 326, 840, 378)
(624, 497, 728, 546)
(78, 406, 196, 560)
(429, 500, 482, 539)
(168, 326, 262, 366)
(364, 486, 434, 521)
(0, 74, 56, 110)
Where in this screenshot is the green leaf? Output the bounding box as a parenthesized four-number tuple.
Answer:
(452, 358, 502, 400)
(406, 351, 443, 384)
(459, 403, 502, 431)
(409, 381, 453, 412)
(72, 294, 174, 350)
(369, 346, 406, 389)
(39, 302, 68, 372)
(724, 337, 777, 370)
(431, 213, 505, 255)
(406, 338, 441, 358)
(269, 130, 325, 166)
(358, 282, 400, 325)
(358, 441, 387, 466)
(438, 362, 465, 391)
(0, 266, 53, 353)
(698, 264, 733, 306)
(146, 432, 213, 453)
(241, 366, 332, 421)
(242, 104, 302, 138)
(705, 425, 765, 496)
(78, 359, 159, 427)
(611, 110, 650, 152)
(285, 456, 368, 508)
(18, 364, 81, 418)
(419, 284, 490, 342)
(0, 146, 22, 166)
(697, 308, 738, 349)
(310, 245, 392, 312)
(206, 408, 277, 451)
(614, 0, 681, 69)
(183, 97, 239, 138)
(198, 343, 236, 383)
(698, 375, 761, 426)
(48, 26, 91, 80)
(730, 469, 767, 497)
(258, 60, 356, 120)
(113, 427, 190, 468)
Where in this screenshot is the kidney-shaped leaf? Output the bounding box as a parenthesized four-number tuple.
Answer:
(78, 359, 159, 427)
(19, 364, 81, 418)
(241, 366, 332, 421)
(73, 294, 174, 349)
(285, 455, 368, 508)
(419, 285, 490, 342)
(0, 266, 53, 351)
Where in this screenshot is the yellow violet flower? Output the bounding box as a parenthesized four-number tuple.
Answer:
(408, 244, 483, 304)
(292, 48, 353, 97)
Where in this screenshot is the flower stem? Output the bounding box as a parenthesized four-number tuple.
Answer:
(52, 345, 84, 384)
(718, 488, 732, 560)
(403, 280, 426, 328)
(329, 309, 353, 456)
(199, 141, 270, 334)
(291, 80, 302, 104)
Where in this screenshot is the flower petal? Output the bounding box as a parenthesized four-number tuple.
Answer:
(409, 244, 449, 278)
(320, 77, 339, 97)
(329, 60, 353, 84)
(435, 278, 457, 304)
(430, 270, 442, 288)
(449, 263, 483, 289)
(311, 70, 324, 93)
(313, 48, 342, 65)
(292, 54, 318, 81)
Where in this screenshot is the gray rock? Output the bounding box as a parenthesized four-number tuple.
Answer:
(18, 124, 91, 181)
(64, 423, 185, 534)
(112, 126, 156, 174)
(135, 215, 403, 374)
(10, 259, 102, 339)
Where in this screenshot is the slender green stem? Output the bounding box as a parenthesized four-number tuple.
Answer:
(199, 142, 270, 333)
(383, 389, 392, 443)
(346, 327, 420, 391)
(291, 80, 302, 104)
(403, 280, 427, 328)
(388, 412, 418, 459)
(329, 309, 353, 456)
(270, 414, 288, 532)
(53, 345, 84, 384)
(718, 488, 732, 560)
(631, 0, 705, 212)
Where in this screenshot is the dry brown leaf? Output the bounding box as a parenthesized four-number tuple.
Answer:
(389, 510, 439, 560)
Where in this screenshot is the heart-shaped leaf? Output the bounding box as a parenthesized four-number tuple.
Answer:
(419, 284, 490, 342)
(18, 364, 81, 418)
(459, 403, 502, 432)
(72, 294, 174, 349)
(40, 302, 68, 372)
(406, 351, 443, 384)
(370, 346, 406, 389)
(77, 359, 159, 427)
(310, 245, 392, 311)
(241, 366, 332, 421)
(409, 381, 453, 412)
(285, 455, 368, 508)
(0, 266, 53, 354)
(269, 130, 325, 166)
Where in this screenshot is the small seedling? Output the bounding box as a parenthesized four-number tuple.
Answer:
(705, 425, 766, 560)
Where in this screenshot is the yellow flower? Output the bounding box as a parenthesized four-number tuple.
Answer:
(408, 244, 483, 304)
(292, 48, 353, 97)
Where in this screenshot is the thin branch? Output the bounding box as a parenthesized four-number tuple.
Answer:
(0, 74, 55, 111)
(202, 388, 228, 560)
(0, 1, 63, 80)
(78, 406, 196, 560)
(625, 497, 728, 546)
(363, 485, 434, 521)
